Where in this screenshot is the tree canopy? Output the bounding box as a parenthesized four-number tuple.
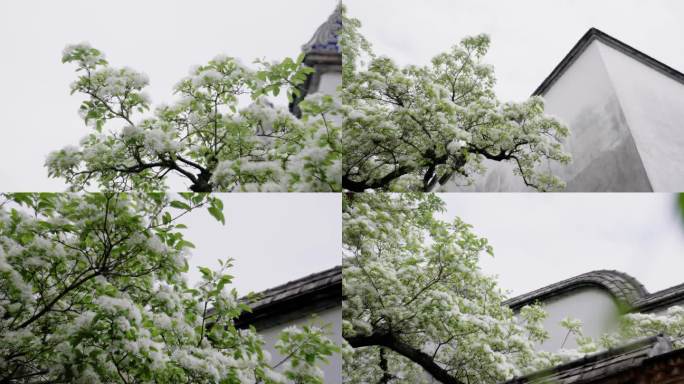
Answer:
(46, 44, 341, 193)
(342, 193, 557, 383)
(340, 12, 571, 192)
(0, 192, 337, 383)
(342, 193, 684, 383)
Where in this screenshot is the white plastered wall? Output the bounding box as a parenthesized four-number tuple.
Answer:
(597, 42, 684, 191)
(257, 306, 342, 383)
(527, 288, 621, 352)
(316, 72, 342, 96)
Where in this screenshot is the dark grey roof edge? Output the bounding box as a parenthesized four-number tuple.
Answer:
(634, 282, 684, 313)
(533, 27, 684, 96)
(247, 265, 341, 309)
(501, 334, 673, 384)
(504, 270, 649, 311)
(234, 266, 342, 327)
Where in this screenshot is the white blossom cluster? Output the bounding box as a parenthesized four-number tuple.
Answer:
(47, 43, 340, 192)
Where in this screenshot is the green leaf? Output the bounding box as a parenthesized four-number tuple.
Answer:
(198, 266, 213, 280)
(208, 206, 225, 225)
(212, 198, 223, 210)
(170, 200, 191, 210)
(178, 240, 195, 249)
(216, 275, 233, 291)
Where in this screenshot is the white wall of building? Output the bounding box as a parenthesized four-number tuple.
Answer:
(316, 72, 342, 96)
(542, 40, 652, 192)
(528, 288, 621, 351)
(597, 43, 684, 191)
(258, 306, 342, 383)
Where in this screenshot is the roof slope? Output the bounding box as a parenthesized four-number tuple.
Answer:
(533, 28, 684, 96)
(635, 282, 684, 313)
(235, 266, 341, 328)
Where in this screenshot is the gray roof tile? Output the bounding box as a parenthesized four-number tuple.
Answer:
(247, 266, 342, 311)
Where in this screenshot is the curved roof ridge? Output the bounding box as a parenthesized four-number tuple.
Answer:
(504, 270, 648, 311)
(533, 27, 684, 96)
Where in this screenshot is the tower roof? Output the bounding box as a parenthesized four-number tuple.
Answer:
(301, 4, 342, 56)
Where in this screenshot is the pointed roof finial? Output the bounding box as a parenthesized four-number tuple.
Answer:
(301, 4, 342, 55)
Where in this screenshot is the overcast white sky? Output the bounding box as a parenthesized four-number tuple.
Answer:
(0, 0, 338, 191)
(438, 193, 684, 298)
(180, 193, 340, 294)
(345, 0, 684, 102)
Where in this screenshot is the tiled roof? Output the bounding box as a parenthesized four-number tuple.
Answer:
(504, 270, 648, 312)
(246, 266, 341, 311)
(634, 282, 684, 313)
(533, 28, 684, 96)
(502, 335, 679, 384)
(235, 266, 342, 328)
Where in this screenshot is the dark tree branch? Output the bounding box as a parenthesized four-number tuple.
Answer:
(346, 332, 465, 384)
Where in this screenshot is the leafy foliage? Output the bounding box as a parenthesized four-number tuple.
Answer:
(340, 13, 571, 192)
(0, 192, 337, 383)
(47, 43, 341, 192)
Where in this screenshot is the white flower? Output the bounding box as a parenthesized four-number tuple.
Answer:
(143, 129, 179, 155)
(447, 139, 466, 154)
(146, 235, 168, 254)
(46, 146, 81, 170)
(192, 69, 223, 87)
(211, 160, 235, 187)
(122, 125, 143, 140)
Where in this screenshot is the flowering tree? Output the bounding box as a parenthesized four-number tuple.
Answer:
(46, 44, 341, 192)
(340, 12, 571, 192)
(342, 193, 564, 383)
(0, 192, 337, 383)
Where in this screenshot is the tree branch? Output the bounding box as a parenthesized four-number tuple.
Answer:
(346, 332, 465, 384)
